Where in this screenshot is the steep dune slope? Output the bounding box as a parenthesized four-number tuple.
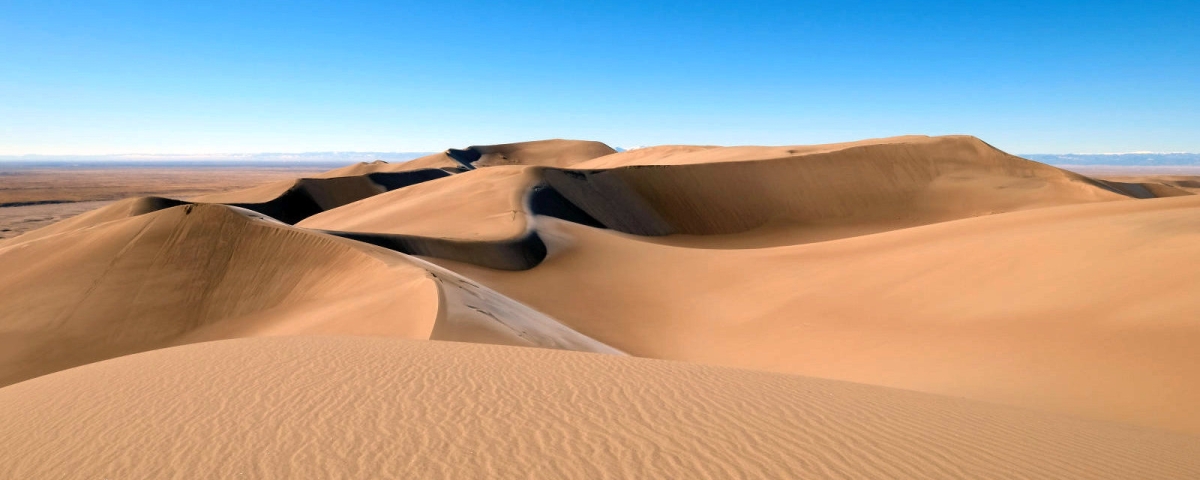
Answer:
(1, 336, 1195, 479)
(190, 170, 450, 224)
(0, 202, 613, 387)
(548, 136, 1131, 245)
(0, 203, 440, 386)
(429, 194, 1200, 433)
(300, 166, 537, 240)
(3, 196, 188, 246)
(459, 139, 617, 168)
(577, 135, 1062, 168)
(297, 167, 547, 270)
(299, 136, 1133, 269)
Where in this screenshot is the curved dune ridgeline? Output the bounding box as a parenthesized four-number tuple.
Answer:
(433, 196, 1200, 433)
(300, 135, 1147, 269)
(191, 169, 452, 224)
(2, 135, 1199, 477)
(0, 202, 612, 387)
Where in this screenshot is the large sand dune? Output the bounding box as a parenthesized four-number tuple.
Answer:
(191, 169, 451, 224)
(1, 336, 1196, 479)
(0, 201, 611, 387)
(297, 136, 1138, 272)
(431, 195, 1200, 432)
(1, 135, 1197, 476)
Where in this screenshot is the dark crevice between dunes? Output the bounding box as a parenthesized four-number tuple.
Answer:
(445, 148, 482, 170)
(314, 180, 612, 271)
(317, 230, 547, 271)
(228, 169, 451, 224)
(312, 170, 677, 271)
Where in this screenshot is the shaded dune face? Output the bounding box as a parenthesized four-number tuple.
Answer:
(543, 135, 1134, 239)
(191, 169, 452, 224)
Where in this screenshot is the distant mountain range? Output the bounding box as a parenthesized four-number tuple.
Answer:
(3, 151, 1199, 167)
(1022, 153, 1200, 166)
(0, 152, 435, 167)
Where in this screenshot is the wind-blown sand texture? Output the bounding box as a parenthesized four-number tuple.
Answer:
(2, 337, 1197, 479)
(1, 135, 1197, 477)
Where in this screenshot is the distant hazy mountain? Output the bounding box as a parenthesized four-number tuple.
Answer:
(7, 151, 1198, 167)
(0, 152, 435, 167)
(1023, 153, 1200, 166)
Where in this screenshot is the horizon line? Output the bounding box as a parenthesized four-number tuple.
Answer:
(3, 151, 1199, 158)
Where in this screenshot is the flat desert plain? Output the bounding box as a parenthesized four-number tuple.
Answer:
(2, 136, 1199, 478)
(0, 164, 337, 239)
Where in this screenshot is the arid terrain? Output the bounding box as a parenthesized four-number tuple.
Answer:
(0, 165, 336, 239)
(2, 136, 1199, 478)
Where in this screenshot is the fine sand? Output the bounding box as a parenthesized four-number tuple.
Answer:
(0, 201, 610, 387)
(1, 336, 1197, 479)
(431, 195, 1200, 433)
(1, 135, 1197, 477)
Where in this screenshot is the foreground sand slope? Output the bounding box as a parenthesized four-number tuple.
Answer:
(1, 336, 1196, 479)
(0, 201, 613, 387)
(430, 194, 1200, 433)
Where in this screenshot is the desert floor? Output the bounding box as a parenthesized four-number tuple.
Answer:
(0, 164, 335, 239)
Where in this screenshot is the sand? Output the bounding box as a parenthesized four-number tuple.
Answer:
(299, 166, 539, 240)
(0, 165, 331, 239)
(1, 134, 1197, 477)
(0, 201, 609, 387)
(299, 136, 1136, 257)
(1, 336, 1197, 479)
(430, 195, 1200, 433)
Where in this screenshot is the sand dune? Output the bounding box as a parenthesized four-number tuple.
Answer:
(1, 336, 1196, 479)
(2, 135, 1197, 476)
(429, 195, 1200, 433)
(191, 169, 450, 224)
(315, 156, 466, 177)
(313, 139, 615, 178)
(453, 139, 617, 168)
(301, 135, 1139, 270)
(4, 196, 189, 245)
(301, 166, 537, 240)
(552, 136, 1132, 243)
(0, 202, 610, 387)
(1094, 175, 1200, 196)
(297, 166, 547, 269)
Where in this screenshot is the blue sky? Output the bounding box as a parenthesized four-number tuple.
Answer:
(1, 0, 1196, 155)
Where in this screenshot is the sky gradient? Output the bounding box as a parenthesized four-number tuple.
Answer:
(2, 1, 1197, 155)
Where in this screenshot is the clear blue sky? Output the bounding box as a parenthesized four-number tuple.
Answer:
(1, 0, 1196, 155)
